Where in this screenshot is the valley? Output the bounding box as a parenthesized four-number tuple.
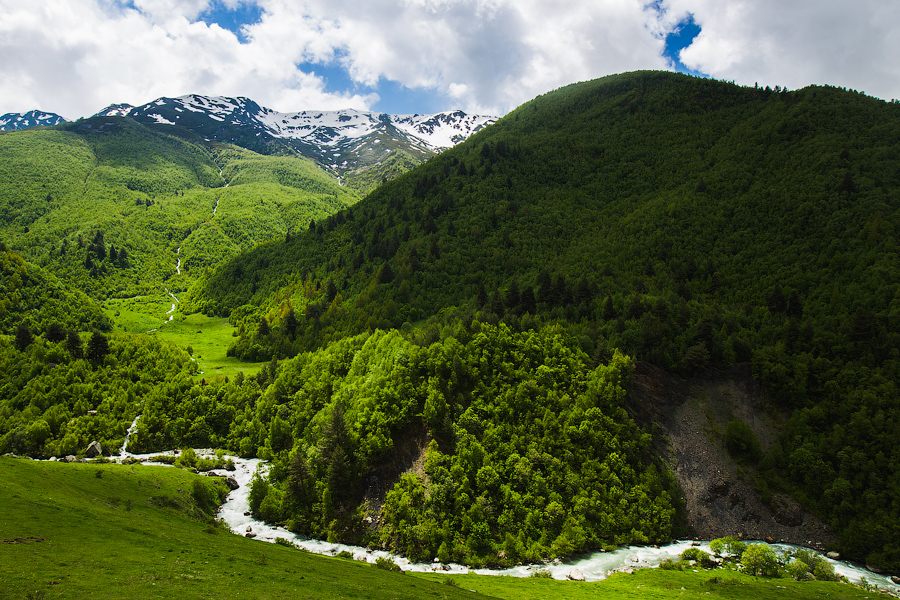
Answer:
(2, 70, 900, 597)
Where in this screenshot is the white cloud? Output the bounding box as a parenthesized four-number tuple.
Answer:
(662, 0, 900, 100)
(0, 0, 897, 120)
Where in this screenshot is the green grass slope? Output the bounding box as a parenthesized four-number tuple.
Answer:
(0, 457, 492, 600)
(0, 457, 888, 600)
(418, 569, 892, 600)
(193, 71, 900, 570)
(0, 117, 359, 308)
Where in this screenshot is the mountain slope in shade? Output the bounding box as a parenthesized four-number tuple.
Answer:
(0, 110, 66, 131)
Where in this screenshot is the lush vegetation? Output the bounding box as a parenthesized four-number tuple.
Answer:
(191, 71, 900, 570)
(418, 564, 892, 600)
(0, 457, 491, 600)
(0, 243, 109, 335)
(0, 116, 359, 306)
(4, 70, 900, 578)
(108, 323, 675, 564)
(0, 329, 196, 457)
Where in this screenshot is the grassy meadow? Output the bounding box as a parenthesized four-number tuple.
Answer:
(413, 569, 893, 600)
(2, 456, 891, 600)
(0, 457, 491, 600)
(104, 299, 265, 380)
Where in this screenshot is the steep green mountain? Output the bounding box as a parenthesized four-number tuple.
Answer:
(189, 71, 900, 569)
(0, 115, 358, 305)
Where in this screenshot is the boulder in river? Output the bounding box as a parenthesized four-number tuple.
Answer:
(826, 551, 840, 560)
(225, 477, 239, 490)
(85, 441, 102, 458)
(890, 575, 900, 585)
(567, 568, 585, 581)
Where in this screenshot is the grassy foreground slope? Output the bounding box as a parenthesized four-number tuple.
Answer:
(0, 457, 889, 600)
(417, 570, 893, 600)
(193, 71, 900, 570)
(0, 457, 491, 600)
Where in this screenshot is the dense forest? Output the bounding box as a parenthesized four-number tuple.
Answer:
(2, 70, 899, 572)
(189, 71, 900, 570)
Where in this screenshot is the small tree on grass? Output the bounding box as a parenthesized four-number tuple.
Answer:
(741, 544, 779, 577)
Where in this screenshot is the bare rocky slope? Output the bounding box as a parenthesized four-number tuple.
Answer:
(627, 361, 837, 550)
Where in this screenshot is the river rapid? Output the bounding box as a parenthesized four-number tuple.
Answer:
(107, 446, 899, 594)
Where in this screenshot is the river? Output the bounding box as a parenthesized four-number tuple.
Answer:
(109, 447, 899, 594)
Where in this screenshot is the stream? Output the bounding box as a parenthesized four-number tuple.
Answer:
(108, 443, 900, 594)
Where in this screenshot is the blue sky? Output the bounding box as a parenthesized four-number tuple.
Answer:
(1, 0, 898, 119)
(662, 14, 704, 78)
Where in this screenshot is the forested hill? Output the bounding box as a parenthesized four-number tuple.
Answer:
(193, 71, 900, 569)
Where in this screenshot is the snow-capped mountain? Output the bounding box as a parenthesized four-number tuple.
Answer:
(0, 110, 66, 131)
(94, 94, 496, 187)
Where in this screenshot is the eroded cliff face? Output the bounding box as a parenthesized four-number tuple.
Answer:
(627, 361, 837, 550)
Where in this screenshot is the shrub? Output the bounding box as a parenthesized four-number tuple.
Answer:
(724, 420, 762, 464)
(741, 544, 780, 577)
(336, 550, 354, 559)
(710, 536, 747, 557)
(274, 537, 295, 548)
(659, 558, 687, 571)
(789, 549, 840, 582)
(174, 447, 197, 469)
(786, 560, 810, 580)
(191, 479, 218, 516)
(812, 559, 838, 582)
(681, 547, 710, 564)
(375, 557, 402, 572)
(529, 569, 553, 578)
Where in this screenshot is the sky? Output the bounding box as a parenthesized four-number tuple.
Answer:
(1, 0, 899, 119)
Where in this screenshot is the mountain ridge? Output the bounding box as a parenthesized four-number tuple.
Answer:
(92, 94, 496, 191)
(0, 109, 66, 131)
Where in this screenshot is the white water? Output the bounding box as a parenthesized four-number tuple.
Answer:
(163, 287, 179, 323)
(118, 415, 141, 455)
(107, 449, 900, 594)
(214, 166, 228, 216)
(175, 246, 181, 275)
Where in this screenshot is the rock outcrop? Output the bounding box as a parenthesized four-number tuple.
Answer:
(85, 441, 102, 458)
(627, 361, 836, 549)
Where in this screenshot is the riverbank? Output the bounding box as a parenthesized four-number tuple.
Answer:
(111, 449, 900, 596)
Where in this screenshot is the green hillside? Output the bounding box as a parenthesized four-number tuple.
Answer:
(0, 457, 491, 600)
(190, 71, 900, 570)
(0, 117, 359, 306)
(0, 242, 109, 336)
(4, 457, 885, 600)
